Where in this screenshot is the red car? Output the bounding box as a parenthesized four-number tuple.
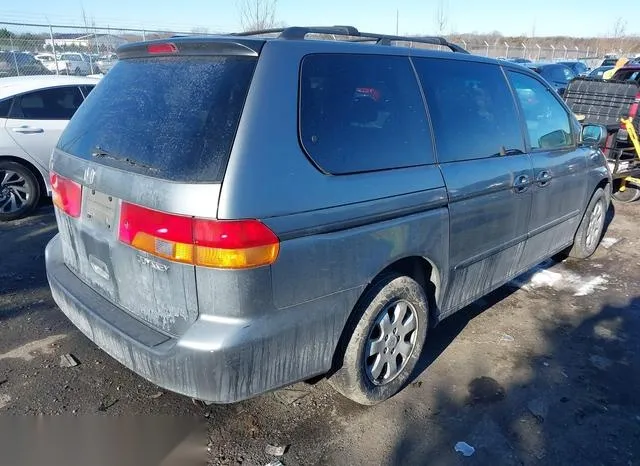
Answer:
(612, 63, 640, 84)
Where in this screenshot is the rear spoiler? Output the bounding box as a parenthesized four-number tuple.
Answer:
(116, 37, 263, 59)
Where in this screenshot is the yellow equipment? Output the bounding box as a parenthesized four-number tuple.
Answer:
(617, 117, 640, 194)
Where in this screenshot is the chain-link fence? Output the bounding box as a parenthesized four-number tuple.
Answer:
(1, 20, 638, 77)
(462, 42, 632, 69)
(0, 21, 193, 77)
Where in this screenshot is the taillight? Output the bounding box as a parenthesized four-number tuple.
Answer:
(118, 202, 280, 269)
(50, 172, 82, 218)
(147, 43, 178, 54)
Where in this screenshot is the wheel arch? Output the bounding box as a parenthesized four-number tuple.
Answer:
(595, 177, 612, 205)
(328, 255, 440, 377)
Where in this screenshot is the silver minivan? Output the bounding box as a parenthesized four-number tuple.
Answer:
(45, 27, 611, 406)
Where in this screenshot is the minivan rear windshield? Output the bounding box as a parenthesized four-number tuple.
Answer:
(57, 55, 256, 182)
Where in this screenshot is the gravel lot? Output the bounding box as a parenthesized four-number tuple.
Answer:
(1, 200, 639, 466)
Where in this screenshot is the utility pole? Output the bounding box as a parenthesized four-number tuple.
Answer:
(396, 9, 399, 36)
(49, 24, 59, 75)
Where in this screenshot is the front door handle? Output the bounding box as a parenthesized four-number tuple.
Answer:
(536, 171, 552, 187)
(513, 174, 530, 193)
(12, 126, 44, 134)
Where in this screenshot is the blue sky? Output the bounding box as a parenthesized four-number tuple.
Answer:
(2, 0, 638, 37)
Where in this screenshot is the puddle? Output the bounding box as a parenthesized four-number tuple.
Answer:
(467, 376, 506, 404)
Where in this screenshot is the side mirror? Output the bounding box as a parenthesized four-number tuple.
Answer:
(581, 124, 608, 146)
(539, 129, 571, 149)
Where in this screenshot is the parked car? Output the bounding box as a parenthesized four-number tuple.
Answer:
(45, 28, 611, 407)
(0, 75, 99, 220)
(588, 65, 614, 79)
(525, 62, 576, 96)
(558, 60, 590, 76)
(58, 53, 96, 75)
(601, 57, 619, 67)
(611, 63, 640, 83)
(0, 51, 51, 77)
(96, 53, 118, 74)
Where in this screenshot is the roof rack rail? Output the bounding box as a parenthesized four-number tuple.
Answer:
(231, 25, 469, 53)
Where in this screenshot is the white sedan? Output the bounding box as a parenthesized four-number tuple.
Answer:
(0, 75, 100, 220)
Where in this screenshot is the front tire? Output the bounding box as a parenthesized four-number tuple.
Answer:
(328, 273, 429, 405)
(0, 161, 40, 222)
(569, 188, 607, 259)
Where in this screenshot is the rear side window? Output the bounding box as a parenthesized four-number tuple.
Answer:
(413, 58, 524, 163)
(80, 85, 94, 98)
(57, 56, 256, 182)
(12, 86, 84, 120)
(299, 54, 432, 174)
(0, 98, 12, 118)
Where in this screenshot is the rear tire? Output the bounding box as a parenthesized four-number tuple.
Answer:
(568, 188, 607, 259)
(327, 273, 428, 405)
(0, 161, 40, 222)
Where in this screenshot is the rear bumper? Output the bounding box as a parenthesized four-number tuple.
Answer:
(45, 234, 355, 403)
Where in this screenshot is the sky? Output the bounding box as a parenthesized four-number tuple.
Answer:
(1, 0, 639, 38)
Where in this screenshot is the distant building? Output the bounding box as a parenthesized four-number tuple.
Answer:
(44, 33, 128, 50)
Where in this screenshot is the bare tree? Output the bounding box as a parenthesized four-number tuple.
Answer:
(612, 17, 627, 53)
(238, 0, 278, 32)
(434, 0, 449, 35)
(612, 17, 626, 38)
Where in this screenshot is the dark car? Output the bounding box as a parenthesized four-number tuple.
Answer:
(0, 51, 51, 77)
(601, 57, 619, 67)
(611, 64, 640, 83)
(558, 61, 589, 76)
(589, 65, 614, 79)
(526, 62, 576, 96)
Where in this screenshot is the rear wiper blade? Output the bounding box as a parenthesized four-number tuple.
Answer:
(91, 146, 158, 172)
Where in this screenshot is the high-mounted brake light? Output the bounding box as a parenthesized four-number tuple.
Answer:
(147, 43, 178, 54)
(50, 172, 82, 218)
(118, 202, 280, 269)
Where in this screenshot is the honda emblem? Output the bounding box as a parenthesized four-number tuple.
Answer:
(83, 167, 96, 185)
